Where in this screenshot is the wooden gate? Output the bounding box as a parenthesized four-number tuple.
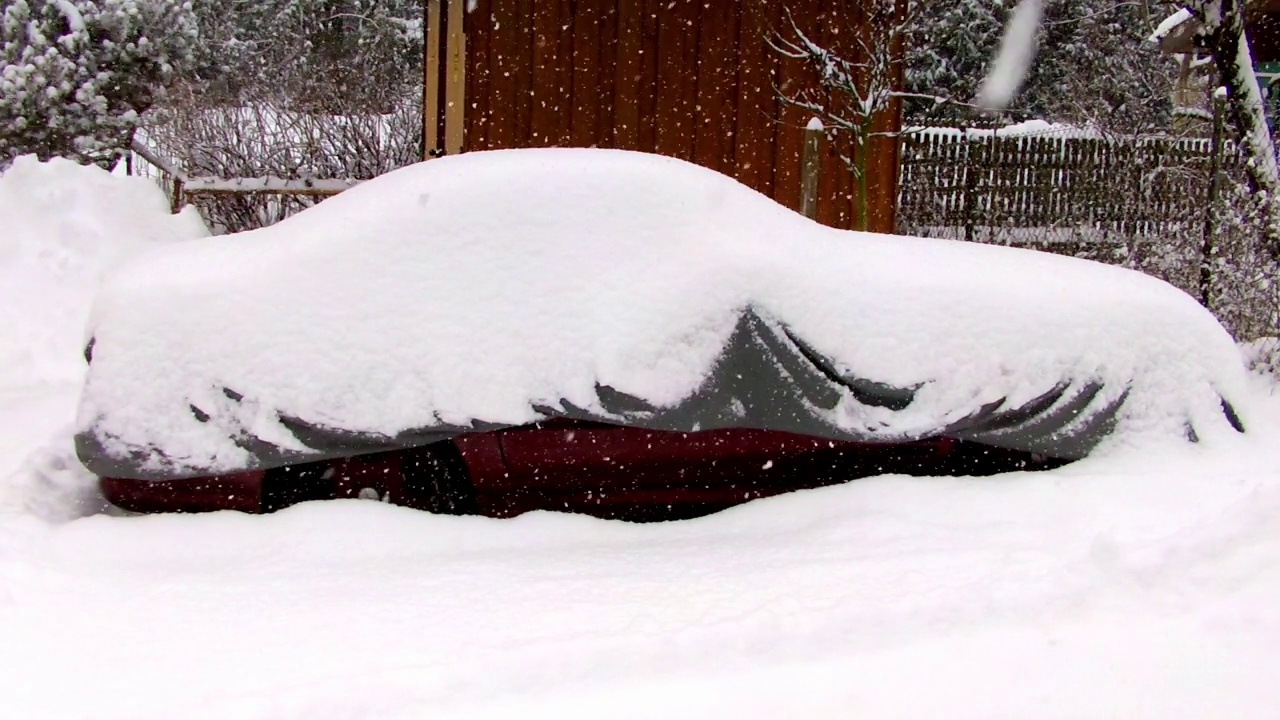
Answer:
(423, 0, 901, 232)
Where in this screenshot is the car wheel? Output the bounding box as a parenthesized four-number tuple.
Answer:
(401, 440, 478, 515)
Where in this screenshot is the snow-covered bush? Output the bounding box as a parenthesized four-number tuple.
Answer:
(1241, 337, 1280, 383)
(0, 0, 197, 168)
(136, 0, 423, 232)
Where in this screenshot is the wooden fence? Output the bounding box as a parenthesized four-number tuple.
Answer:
(896, 128, 1279, 342)
(446, 0, 903, 232)
(897, 130, 1222, 248)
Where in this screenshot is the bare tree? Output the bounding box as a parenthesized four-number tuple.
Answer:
(769, 1, 960, 231)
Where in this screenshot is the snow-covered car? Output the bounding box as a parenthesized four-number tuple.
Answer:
(77, 148, 1247, 518)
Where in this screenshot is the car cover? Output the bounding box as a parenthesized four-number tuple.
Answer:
(74, 149, 1247, 480)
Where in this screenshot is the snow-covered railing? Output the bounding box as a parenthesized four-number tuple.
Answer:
(180, 176, 364, 196)
(128, 138, 363, 214)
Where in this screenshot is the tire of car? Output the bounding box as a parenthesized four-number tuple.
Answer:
(401, 440, 478, 515)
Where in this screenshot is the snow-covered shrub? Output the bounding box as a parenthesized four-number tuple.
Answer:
(0, 0, 197, 168)
(1241, 337, 1280, 382)
(1207, 180, 1280, 342)
(135, 0, 423, 232)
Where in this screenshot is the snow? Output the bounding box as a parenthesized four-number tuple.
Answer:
(79, 148, 1246, 478)
(181, 175, 364, 194)
(908, 119, 1107, 139)
(2, 144, 1280, 719)
(0, 156, 207, 392)
(1150, 8, 1193, 43)
(977, 0, 1043, 111)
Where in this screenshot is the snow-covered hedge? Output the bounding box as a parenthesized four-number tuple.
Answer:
(0, 0, 197, 167)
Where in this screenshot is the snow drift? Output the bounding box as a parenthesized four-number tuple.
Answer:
(75, 149, 1247, 479)
(0, 156, 207, 390)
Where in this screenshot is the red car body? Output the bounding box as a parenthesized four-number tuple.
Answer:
(100, 419, 1052, 521)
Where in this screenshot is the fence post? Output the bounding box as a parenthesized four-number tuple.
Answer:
(961, 132, 979, 242)
(1200, 91, 1227, 308)
(801, 118, 824, 221)
(170, 177, 185, 215)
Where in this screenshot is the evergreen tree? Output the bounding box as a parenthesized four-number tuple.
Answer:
(189, 0, 422, 110)
(904, 0, 1175, 131)
(904, 1, 1005, 124)
(0, 0, 197, 167)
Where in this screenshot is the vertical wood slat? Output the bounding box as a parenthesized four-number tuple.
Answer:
(486, 0, 517, 149)
(638, 0, 660, 152)
(555, 0, 576, 146)
(512, 0, 534, 146)
(464, 0, 491, 151)
(597, 0, 619, 148)
(772, 0, 813, 213)
(444, 0, 467, 154)
(614, 0, 643, 150)
(423, 0, 443, 159)
(571, 0, 603, 147)
(458, 0, 905, 230)
(734, 0, 777, 196)
(530, 0, 561, 145)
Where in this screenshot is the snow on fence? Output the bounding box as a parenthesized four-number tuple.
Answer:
(897, 130, 1220, 248)
(897, 128, 1276, 343)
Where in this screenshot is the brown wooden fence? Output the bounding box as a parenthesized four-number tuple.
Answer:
(897, 131, 1220, 248)
(430, 0, 902, 232)
(896, 129, 1279, 342)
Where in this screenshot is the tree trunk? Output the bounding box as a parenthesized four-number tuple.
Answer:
(1198, 0, 1280, 260)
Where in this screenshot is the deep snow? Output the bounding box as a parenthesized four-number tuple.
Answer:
(3, 155, 1280, 719)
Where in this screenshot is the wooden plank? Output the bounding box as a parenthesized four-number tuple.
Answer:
(464, 0, 491, 151)
(597, 0, 619, 148)
(423, 0, 443, 158)
(638, 0, 661, 152)
(693, 3, 736, 173)
(862, 0, 904, 233)
(660, 2, 691, 158)
(717, 1, 742, 172)
(530, 0, 561, 145)
(816, 0, 851, 228)
(511, 0, 534, 145)
(555, 0, 576, 146)
(445, 0, 467, 154)
(734, 0, 778, 198)
(571, 0, 602, 146)
(486, 0, 517, 149)
(771, 0, 815, 213)
(614, 0, 643, 150)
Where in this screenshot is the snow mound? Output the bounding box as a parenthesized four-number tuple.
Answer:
(0, 156, 208, 390)
(78, 149, 1247, 478)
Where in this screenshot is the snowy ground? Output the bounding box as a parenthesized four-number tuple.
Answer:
(4, 380, 1280, 719)
(4, 156, 1280, 718)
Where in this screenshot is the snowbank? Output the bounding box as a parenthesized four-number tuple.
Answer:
(78, 149, 1247, 478)
(4, 420, 1280, 718)
(0, 156, 207, 390)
